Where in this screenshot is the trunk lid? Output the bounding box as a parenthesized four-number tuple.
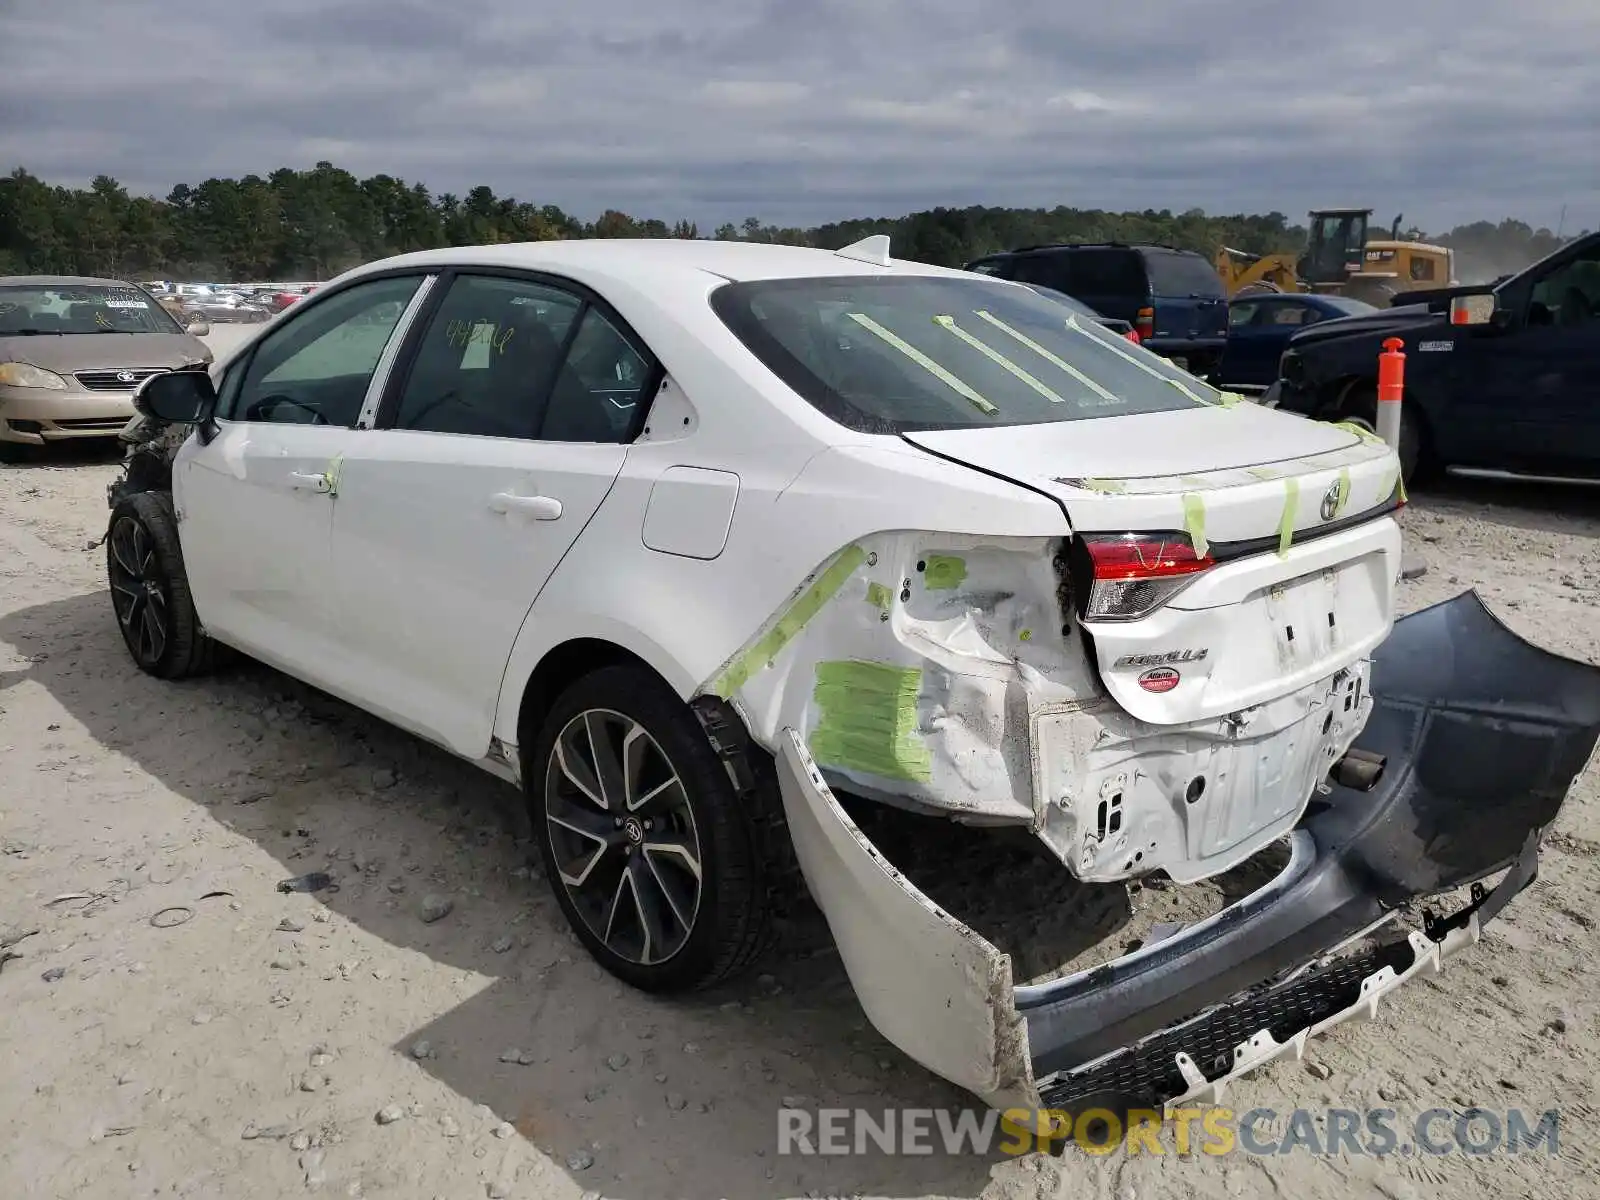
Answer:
(903, 404, 1405, 725)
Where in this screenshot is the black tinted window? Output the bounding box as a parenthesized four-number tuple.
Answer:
(393, 275, 581, 439)
(538, 308, 654, 443)
(1007, 253, 1068, 289)
(1143, 250, 1226, 297)
(711, 274, 1220, 435)
(1066, 250, 1146, 296)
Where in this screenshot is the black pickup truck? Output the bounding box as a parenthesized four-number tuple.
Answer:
(1264, 231, 1600, 484)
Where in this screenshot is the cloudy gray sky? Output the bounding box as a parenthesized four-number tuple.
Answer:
(3, 0, 1596, 233)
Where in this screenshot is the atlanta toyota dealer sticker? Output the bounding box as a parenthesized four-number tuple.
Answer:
(1137, 667, 1181, 693)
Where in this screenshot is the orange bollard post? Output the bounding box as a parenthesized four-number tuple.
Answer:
(1376, 337, 1405, 452)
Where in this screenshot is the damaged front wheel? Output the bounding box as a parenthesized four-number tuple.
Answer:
(106, 492, 220, 679)
(529, 665, 773, 992)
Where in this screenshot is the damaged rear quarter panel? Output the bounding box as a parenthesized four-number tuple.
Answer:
(706, 528, 1103, 823)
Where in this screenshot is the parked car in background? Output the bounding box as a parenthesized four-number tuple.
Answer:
(1018, 283, 1137, 337)
(1214, 293, 1376, 391)
(1266, 230, 1600, 484)
(177, 287, 271, 324)
(964, 242, 1229, 377)
(99, 235, 1593, 1123)
(0, 275, 212, 460)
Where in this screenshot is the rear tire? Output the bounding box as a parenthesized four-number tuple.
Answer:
(106, 491, 221, 678)
(528, 664, 773, 993)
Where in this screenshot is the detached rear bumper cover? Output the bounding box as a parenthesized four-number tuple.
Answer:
(776, 591, 1600, 1111)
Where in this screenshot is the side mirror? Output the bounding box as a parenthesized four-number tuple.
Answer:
(1448, 294, 1496, 326)
(186, 316, 211, 336)
(134, 370, 218, 437)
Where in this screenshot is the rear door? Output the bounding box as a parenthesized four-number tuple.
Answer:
(1219, 298, 1324, 389)
(1142, 249, 1229, 344)
(325, 270, 661, 756)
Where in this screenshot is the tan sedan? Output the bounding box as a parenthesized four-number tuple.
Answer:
(0, 276, 214, 460)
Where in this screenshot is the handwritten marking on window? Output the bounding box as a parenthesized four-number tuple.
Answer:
(445, 318, 515, 356)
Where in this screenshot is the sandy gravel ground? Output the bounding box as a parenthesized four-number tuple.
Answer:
(2, 344, 1598, 1200)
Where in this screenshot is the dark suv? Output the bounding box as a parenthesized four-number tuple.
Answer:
(965, 243, 1229, 376)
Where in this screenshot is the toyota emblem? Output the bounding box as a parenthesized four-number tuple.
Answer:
(116, 370, 137, 383)
(1319, 480, 1344, 522)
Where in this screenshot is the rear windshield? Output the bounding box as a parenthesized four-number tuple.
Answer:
(1141, 250, 1226, 298)
(0, 283, 184, 335)
(709, 275, 1221, 433)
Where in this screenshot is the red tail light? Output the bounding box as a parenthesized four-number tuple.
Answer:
(1125, 328, 1142, 344)
(1082, 533, 1213, 621)
(1135, 307, 1155, 340)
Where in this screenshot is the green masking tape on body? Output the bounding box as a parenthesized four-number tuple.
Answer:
(1337, 467, 1351, 516)
(1182, 493, 1208, 558)
(847, 313, 997, 415)
(1218, 391, 1246, 408)
(708, 544, 868, 699)
(1077, 477, 1127, 494)
(865, 581, 892, 612)
(808, 661, 932, 783)
(1277, 476, 1300, 558)
(1333, 420, 1385, 446)
(922, 555, 967, 590)
(1246, 465, 1283, 481)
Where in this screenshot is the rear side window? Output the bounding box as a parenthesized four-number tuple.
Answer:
(1065, 250, 1146, 296)
(1143, 250, 1226, 298)
(710, 274, 1221, 434)
(1004, 254, 1065, 289)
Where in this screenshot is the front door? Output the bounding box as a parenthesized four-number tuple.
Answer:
(1460, 240, 1600, 471)
(174, 273, 429, 685)
(326, 271, 659, 756)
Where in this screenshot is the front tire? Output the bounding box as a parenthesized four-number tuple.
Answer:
(529, 665, 772, 992)
(106, 491, 220, 679)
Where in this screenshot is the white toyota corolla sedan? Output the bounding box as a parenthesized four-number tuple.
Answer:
(108, 236, 1596, 1122)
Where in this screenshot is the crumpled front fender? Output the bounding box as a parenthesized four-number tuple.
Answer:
(775, 590, 1600, 1111)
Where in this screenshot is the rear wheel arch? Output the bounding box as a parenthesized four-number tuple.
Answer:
(513, 638, 665, 753)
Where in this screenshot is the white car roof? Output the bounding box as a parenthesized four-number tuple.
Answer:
(343, 238, 974, 289)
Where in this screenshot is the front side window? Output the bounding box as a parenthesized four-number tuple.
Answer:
(224, 274, 423, 425)
(1528, 244, 1600, 327)
(711, 274, 1221, 434)
(0, 282, 185, 335)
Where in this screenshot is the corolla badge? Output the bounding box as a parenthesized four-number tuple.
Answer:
(116, 370, 138, 383)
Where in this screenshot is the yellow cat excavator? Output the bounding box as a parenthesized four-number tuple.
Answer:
(1216, 209, 1456, 303)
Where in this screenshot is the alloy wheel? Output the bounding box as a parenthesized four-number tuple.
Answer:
(108, 515, 169, 668)
(543, 708, 703, 966)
